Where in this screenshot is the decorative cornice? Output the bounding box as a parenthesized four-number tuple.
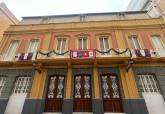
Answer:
(4, 18, 165, 35)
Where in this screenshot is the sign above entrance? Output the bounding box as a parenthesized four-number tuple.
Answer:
(70, 50, 96, 59)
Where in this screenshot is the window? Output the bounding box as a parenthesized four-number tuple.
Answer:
(27, 39, 39, 53)
(137, 74, 160, 93)
(129, 36, 141, 49)
(151, 36, 165, 56)
(56, 38, 66, 53)
(152, 36, 165, 49)
(6, 40, 19, 59)
(80, 15, 86, 22)
(45, 75, 65, 112)
(100, 74, 123, 112)
(0, 76, 6, 96)
(99, 37, 109, 51)
(78, 37, 87, 50)
(13, 76, 32, 94)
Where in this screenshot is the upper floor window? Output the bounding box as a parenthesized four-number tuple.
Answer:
(27, 39, 39, 53)
(80, 15, 86, 22)
(137, 74, 160, 93)
(13, 76, 32, 94)
(0, 76, 6, 96)
(78, 37, 87, 50)
(6, 40, 19, 58)
(151, 36, 165, 49)
(99, 37, 109, 51)
(56, 38, 66, 53)
(129, 36, 141, 49)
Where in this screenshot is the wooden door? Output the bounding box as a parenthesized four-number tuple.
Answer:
(101, 74, 123, 112)
(45, 75, 65, 112)
(73, 74, 92, 112)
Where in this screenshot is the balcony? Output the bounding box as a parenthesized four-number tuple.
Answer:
(0, 54, 15, 61)
(131, 49, 157, 58)
(0, 48, 164, 65)
(0, 52, 37, 66)
(37, 51, 69, 60)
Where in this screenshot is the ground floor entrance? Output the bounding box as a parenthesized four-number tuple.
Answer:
(44, 69, 123, 113)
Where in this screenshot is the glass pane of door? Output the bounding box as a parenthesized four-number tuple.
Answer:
(73, 74, 92, 112)
(45, 75, 65, 112)
(101, 74, 123, 112)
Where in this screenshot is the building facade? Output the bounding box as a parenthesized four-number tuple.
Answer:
(127, 0, 165, 19)
(0, 2, 19, 41)
(0, 11, 165, 114)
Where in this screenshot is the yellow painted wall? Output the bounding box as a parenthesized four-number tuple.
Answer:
(120, 66, 139, 98)
(30, 69, 47, 98)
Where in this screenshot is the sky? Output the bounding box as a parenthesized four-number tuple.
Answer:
(1, 0, 131, 20)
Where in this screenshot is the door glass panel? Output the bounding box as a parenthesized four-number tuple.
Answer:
(45, 75, 65, 112)
(74, 74, 92, 112)
(101, 74, 123, 112)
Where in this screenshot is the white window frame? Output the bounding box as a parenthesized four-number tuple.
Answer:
(13, 76, 31, 94)
(152, 36, 165, 49)
(56, 38, 66, 53)
(152, 36, 165, 56)
(99, 37, 109, 51)
(27, 39, 39, 53)
(5, 40, 19, 60)
(78, 37, 87, 50)
(137, 74, 160, 93)
(129, 36, 141, 49)
(0, 76, 6, 96)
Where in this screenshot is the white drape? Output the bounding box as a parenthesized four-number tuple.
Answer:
(5, 94, 27, 114)
(142, 92, 165, 114)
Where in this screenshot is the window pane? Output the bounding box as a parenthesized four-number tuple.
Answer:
(104, 38, 109, 50)
(6, 40, 19, 58)
(99, 37, 109, 51)
(83, 38, 87, 49)
(152, 36, 164, 49)
(129, 36, 140, 49)
(13, 76, 32, 94)
(99, 38, 104, 51)
(137, 74, 160, 93)
(61, 39, 66, 52)
(56, 38, 66, 53)
(28, 39, 39, 53)
(78, 38, 83, 49)
(57, 39, 62, 52)
(133, 37, 140, 49)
